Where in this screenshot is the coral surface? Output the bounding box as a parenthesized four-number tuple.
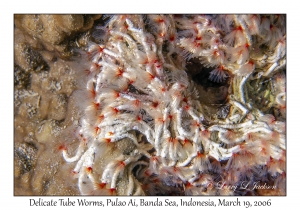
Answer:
(14, 14, 286, 196)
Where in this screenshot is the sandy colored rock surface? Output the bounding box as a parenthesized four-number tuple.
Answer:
(15, 14, 101, 58)
(14, 14, 102, 195)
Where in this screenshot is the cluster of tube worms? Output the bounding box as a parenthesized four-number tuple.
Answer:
(60, 14, 286, 195)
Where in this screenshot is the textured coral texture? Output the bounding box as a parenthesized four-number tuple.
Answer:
(14, 14, 286, 196)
